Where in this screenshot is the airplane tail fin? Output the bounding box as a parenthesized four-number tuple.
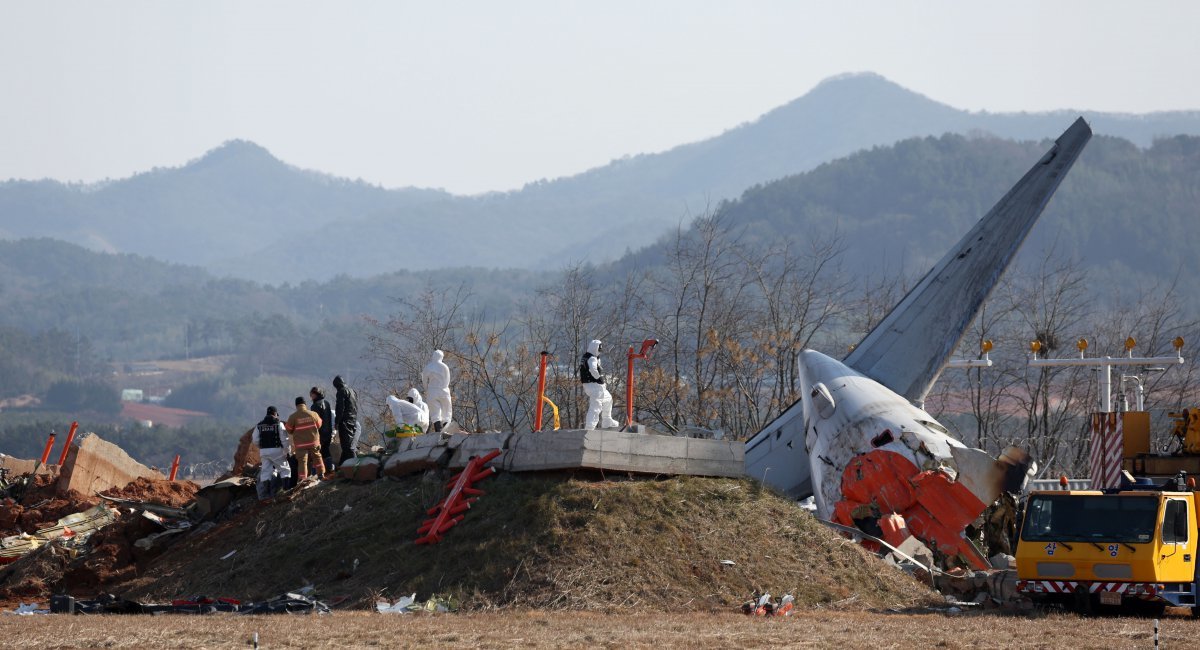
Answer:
(843, 118, 1092, 404)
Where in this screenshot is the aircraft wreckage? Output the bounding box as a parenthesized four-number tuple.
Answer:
(745, 117, 1092, 569)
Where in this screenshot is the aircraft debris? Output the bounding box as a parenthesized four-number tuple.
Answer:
(47, 591, 331, 615)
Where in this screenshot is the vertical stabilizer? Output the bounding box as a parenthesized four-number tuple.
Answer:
(843, 117, 1092, 403)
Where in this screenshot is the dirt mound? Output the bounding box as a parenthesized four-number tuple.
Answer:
(0, 541, 71, 605)
(98, 477, 200, 508)
(112, 474, 940, 611)
(0, 473, 99, 538)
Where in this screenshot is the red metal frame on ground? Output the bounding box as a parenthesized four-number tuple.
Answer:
(415, 449, 502, 545)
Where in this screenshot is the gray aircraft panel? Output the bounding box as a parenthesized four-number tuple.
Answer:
(743, 400, 811, 498)
(842, 117, 1092, 404)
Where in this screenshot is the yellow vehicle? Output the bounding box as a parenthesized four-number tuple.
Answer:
(1015, 474, 1200, 615)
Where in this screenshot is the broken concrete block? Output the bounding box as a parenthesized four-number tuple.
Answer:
(338, 456, 380, 482)
(0, 454, 56, 476)
(56, 434, 164, 497)
(989, 553, 1015, 570)
(382, 443, 451, 478)
(191, 477, 256, 520)
(446, 432, 511, 469)
(986, 569, 1020, 603)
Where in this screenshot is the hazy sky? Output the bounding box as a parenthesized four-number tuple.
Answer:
(2, 1, 1198, 194)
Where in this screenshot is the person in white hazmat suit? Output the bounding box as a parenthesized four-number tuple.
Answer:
(580, 339, 618, 430)
(421, 350, 453, 432)
(254, 406, 292, 501)
(386, 388, 430, 432)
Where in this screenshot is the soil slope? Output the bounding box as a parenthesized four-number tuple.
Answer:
(112, 474, 938, 611)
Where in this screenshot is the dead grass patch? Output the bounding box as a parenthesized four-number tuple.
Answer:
(2, 611, 1197, 649)
(107, 474, 936, 611)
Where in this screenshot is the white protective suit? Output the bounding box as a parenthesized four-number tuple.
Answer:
(421, 350, 453, 428)
(581, 339, 618, 430)
(387, 388, 430, 431)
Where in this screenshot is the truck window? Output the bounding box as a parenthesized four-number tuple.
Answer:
(1162, 499, 1189, 544)
(1021, 494, 1158, 544)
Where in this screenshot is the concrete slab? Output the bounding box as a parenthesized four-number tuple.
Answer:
(57, 434, 164, 497)
(0, 454, 55, 476)
(505, 429, 744, 478)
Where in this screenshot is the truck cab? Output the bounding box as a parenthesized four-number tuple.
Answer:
(1016, 482, 1199, 613)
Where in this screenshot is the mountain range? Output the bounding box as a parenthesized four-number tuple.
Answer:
(3, 72, 1200, 285)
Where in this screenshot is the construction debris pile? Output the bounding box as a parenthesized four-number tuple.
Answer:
(0, 433, 203, 608)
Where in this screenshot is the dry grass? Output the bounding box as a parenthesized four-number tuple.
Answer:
(3, 610, 1196, 649)
(109, 474, 936, 611)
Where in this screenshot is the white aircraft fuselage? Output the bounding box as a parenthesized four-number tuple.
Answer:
(798, 349, 1025, 566)
(745, 117, 1091, 568)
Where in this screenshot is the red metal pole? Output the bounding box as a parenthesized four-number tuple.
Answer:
(40, 432, 57, 465)
(534, 351, 550, 432)
(56, 421, 79, 466)
(626, 346, 636, 426)
(625, 340, 659, 427)
(169, 454, 181, 481)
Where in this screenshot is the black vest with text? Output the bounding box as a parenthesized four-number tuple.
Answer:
(579, 353, 604, 384)
(257, 419, 283, 449)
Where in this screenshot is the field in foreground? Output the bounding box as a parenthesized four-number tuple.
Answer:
(3, 610, 1195, 649)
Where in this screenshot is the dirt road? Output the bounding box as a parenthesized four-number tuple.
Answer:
(2, 610, 1191, 649)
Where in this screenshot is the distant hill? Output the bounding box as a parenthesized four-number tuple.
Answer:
(4, 130, 1198, 368)
(619, 132, 1200, 300)
(3, 73, 1199, 284)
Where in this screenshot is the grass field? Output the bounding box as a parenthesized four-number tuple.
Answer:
(2, 610, 1195, 649)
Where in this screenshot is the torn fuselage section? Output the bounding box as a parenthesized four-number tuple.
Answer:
(799, 349, 1033, 569)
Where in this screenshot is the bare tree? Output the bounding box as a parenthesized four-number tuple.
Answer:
(1006, 250, 1093, 477)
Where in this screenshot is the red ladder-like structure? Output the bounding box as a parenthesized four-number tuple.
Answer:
(415, 449, 502, 545)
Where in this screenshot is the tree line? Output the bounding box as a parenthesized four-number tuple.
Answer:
(364, 215, 1200, 481)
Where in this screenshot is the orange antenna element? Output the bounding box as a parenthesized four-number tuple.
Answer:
(169, 454, 181, 481)
(1059, 475, 1069, 489)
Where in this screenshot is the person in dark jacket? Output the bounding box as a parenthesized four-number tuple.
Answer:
(310, 386, 335, 475)
(332, 375, 359, 466)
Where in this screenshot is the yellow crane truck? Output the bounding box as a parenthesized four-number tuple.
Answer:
(1015, 472, 1200, 615)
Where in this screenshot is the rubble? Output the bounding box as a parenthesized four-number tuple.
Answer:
(46, 591, 331, 615)
(0, 453, 55, 476)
